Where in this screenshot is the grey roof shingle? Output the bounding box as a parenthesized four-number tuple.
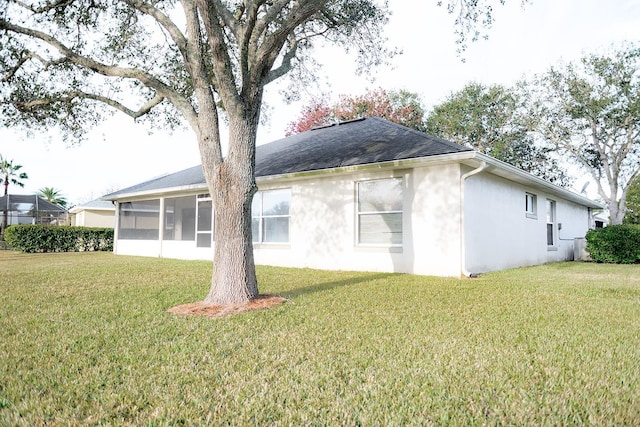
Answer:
(105, 165, 206, 198)
(255, 117, 470, 176)
(70, 198, 115, 212)
(105, 117, 471, 198)
(80, 198, 115, 210)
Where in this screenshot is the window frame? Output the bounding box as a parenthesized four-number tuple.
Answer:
(525, 192, 538, 219)
(196, 194, 213, 248)
(356, 177, 404, 248)
(252, 188, 291, 244)
(118, 199, 160, 240)
(546, 198, 557, 249)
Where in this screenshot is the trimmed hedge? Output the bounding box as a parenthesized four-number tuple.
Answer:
(585, 225, 640, 264)
(4, 225, 113, 253)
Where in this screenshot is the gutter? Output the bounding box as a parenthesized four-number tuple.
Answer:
(460, 161, 488, 278)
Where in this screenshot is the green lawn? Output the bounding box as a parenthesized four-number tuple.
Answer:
(1, 251, 639, 425)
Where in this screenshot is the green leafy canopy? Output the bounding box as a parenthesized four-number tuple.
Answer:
(425, 82, 571, 186)
(526, 42, 640, 224)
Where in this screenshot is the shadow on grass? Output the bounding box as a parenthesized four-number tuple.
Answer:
(280, 273, 396, 299)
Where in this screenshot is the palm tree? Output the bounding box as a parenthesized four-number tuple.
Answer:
(0, 155, 29, 196)
(37, 187, 68, 209)
(1, 155, 29, 239)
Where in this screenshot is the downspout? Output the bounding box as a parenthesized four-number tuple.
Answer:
(460, 161, 488, 278)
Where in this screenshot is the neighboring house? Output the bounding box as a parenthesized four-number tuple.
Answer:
(104, 117, 603, 277)
(0, 194, 67, 226)
(69, 198, 115, 228)
(593, 214, 607, 229)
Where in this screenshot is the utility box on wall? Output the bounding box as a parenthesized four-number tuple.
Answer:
(574, 237, 592, 261)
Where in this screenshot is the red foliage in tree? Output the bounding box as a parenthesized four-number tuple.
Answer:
(284, 99, 332, 136)
(285, 88, 426, 136)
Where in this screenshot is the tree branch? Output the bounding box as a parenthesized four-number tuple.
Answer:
(196, 0, 243, 113)
(252, 0, 326, 88)
(122, 0, 189, 59)
(182, 0, 224, 166)
(0, 18, 198, 128)
(210, 0, 241, 35)
(16, 91, 165, 119)
(264, 36, 298, 84)
(9, 0, 75, 14)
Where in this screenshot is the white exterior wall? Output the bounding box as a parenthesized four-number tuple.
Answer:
(400, 164, 462, 276)
(253, 164, 462, 276)
(463, 170, 591, 274)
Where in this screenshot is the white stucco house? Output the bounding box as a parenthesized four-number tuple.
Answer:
(103, 117, 602, 277)
(69, 198, 115, 228)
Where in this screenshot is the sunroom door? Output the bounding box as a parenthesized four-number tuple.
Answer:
(196, 195, 213, 247)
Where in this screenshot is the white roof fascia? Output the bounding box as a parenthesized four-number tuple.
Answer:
(103, 183, 208, 202)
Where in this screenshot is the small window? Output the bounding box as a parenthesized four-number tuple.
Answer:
(525, 193, 537, 218)
(357, 178, 403, 246)
(546, 199, 556, 247)
(252, 189, 291, 243)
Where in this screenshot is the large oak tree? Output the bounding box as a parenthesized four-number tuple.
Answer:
(1, 0, 509, 305)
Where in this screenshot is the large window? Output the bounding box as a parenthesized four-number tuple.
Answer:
(119, 200, 160, 240)
(164, 196, 196, 241)
(357, 178, 403, 246)
(546, 199, 556, 247)
(252, 189, 291, 243)
(196, 194, 213, 247)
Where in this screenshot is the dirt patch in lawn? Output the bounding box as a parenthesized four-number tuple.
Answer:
(167, 294, 288, 318)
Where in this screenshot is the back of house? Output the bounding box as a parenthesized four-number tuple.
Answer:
(104, 117, 602, 277)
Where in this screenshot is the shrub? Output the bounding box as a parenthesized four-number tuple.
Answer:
(585, 225, 640, 264)
(4, 225, 113, 253)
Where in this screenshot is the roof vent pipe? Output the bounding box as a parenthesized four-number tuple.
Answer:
(460, 161, 488, 278)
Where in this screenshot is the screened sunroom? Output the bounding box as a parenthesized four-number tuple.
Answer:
(0, 194, 68, 227)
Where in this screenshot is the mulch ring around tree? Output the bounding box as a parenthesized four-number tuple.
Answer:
(167, 295, 288, 318)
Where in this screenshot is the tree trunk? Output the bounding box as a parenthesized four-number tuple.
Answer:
(203, 115, 259, 305)
(608, 200, 625, 225)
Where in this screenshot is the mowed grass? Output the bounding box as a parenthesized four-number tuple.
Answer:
(0, 252, 639, 425)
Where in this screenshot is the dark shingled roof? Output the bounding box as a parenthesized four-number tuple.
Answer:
(254, 117, 470, 176)
(105, 165, 206, 197)
(105, 117, 471, 198)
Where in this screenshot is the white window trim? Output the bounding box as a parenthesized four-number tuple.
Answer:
(252, 189, 291, 245)
(356, 177, 404, 248)
(525, 192, 538, 219)
(546, 198, 557, 250)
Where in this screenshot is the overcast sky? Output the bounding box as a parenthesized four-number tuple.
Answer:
(1, 0, 639, 205)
